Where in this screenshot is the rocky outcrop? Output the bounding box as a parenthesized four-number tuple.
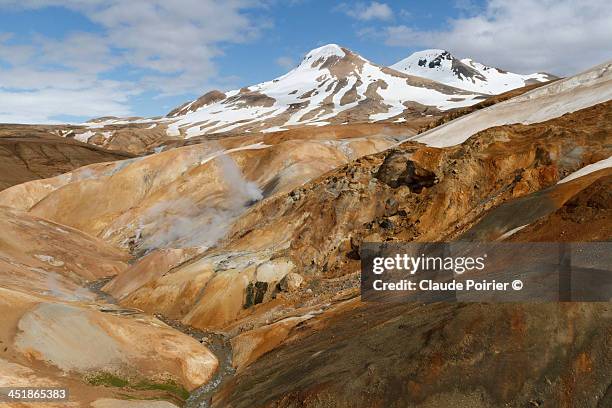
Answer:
(279, 273, 304, 292)
(375, 150, 438, 192)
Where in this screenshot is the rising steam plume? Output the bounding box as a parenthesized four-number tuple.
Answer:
(133, 151, 262, 253)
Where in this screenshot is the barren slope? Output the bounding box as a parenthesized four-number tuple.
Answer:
(92, 101, 610, 341)
(0, 132, 397, 255)
(0, 125, 134, 190)
(212, 302, 611, 408)
(0, 208, 218, 406)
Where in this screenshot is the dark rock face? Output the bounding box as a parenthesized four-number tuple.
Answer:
(376, 150, 438, 192)
(401, 160, 438, 193)
(427, 51, 452, 68)
(450, 58, 487, 82)
(244, 281, 269, 308)
(417, 50, 488, 82)
(375, 150, 412, 187)
(224, 90, 276, 108)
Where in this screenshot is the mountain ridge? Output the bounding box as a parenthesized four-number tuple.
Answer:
(391, 48, 557, 94)
(54, 44, 557, 150)
(155, 44, 484, 137)
(76, 45, 487, 139)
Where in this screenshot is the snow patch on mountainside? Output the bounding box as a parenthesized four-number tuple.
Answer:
(411, 61, 612, 148)
(303, 43, 346, 61)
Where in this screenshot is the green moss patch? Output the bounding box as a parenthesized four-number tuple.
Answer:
(85, 372, 189, 402)
(132, 379, 190, 401)
(86, 372, 130, 388)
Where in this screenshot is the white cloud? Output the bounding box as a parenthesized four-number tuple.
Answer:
(0, 86, 131, 124)
(382, 0, 612, 75)
(275, 56, 295, 70)
(0, 0, 267, 123)
(338, 2, 393, 21)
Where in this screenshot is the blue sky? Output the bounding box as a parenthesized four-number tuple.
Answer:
(0, 1, 610, 123)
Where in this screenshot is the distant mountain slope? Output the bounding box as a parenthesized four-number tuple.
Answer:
(391, 49, 557, 94)
(76, 45, 484, 141)
(53, 45, 559, 149)
(159, 44, 484, 136)
(0, 125, 134, 190)
(64, 81, 543, 155)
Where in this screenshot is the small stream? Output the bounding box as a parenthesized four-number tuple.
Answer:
(155, 315, 235, 408)
(87, 277, 117, 304)
(87, 278, 235, 408)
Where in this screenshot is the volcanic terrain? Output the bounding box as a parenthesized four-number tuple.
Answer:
(0, 48, 609, 408)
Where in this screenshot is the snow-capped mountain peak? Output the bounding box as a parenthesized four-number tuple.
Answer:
(301, 44, 346, 64)
(151, 45, 485, 137)
(391, 49, 556, 94)
(77, 45, 560, 143)
(290, 44, 369, 79)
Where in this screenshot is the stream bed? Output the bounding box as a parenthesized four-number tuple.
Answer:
(88, 277, 235, 408)
(155, 315, 236, 408)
